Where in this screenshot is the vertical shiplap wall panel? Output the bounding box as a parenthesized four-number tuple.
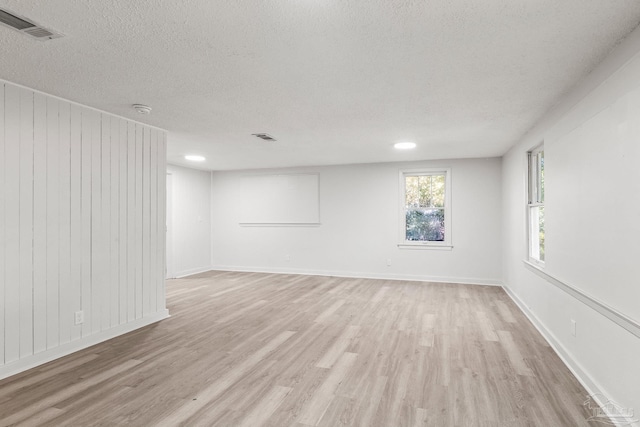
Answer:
(118, 118, 128, 325)
(46, 97, 60, 349)
(157, 133, 167, 311)
(4, 84, 20, 364)
(126, 122, 136, 322)
(149, 130, 158, 314)
(80, 109, 93, 339)
(59, 101, 72, 345)
(69, 104, 82, 342)
(110, 117, 120, 327)
(33, 93, 48, 355)
(142, 128, 151, 316)
(19, 88, 34, 358)
(0, 83, 5, 365)
(134, 125, 143, 320)
(100, 114, 111, 331)
(0, 81, 167, 376)
(90, 110, 102, 334)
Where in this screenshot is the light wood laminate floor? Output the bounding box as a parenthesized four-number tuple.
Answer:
(0, 271, 605, 426)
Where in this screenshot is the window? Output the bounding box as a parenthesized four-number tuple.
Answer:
(528, 145, 544, 263)
(399, 168, 452, 249)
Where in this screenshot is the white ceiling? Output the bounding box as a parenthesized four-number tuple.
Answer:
(1, 1, 640, 171)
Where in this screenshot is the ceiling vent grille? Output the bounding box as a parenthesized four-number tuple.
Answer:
(252, 133, 277, 141)
(0, 8, 63, 40)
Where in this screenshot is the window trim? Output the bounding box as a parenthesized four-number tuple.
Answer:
(527, 144, 545, 265)
(398, 168, 452, 250)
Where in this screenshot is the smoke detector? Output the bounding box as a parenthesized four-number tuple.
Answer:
(132, 104, 152, 114)
(252, 133, 277, 141)
(0, 7, 63, 41)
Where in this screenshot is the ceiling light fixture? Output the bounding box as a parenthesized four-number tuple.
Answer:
(132, 104, 152, 114)
(394, 142, 416, 150)
(185, 155, 206, 162)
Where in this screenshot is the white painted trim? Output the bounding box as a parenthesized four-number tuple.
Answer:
(239, 223, 321, 227)
(523, 260, 640, 339)
(0, 78, 166, 132)
(397, 244, 453, 251)
(0, 310, 170, 381)
(208, 265, 502, 287)
(175, 266, 214, 278)
(503, 285, 639, 427)
(398, 167, 453, 247)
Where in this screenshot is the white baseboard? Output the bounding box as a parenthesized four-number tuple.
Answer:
(209, 264, 502, 287)
(502, 285, 638, 427)
(0, 309, 170, 381)
(175, 266, 214, 278)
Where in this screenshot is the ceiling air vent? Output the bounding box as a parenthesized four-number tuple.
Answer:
(252, 133, 277, 141)
(0, 8, 63, 41)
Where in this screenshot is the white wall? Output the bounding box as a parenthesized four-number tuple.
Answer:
(0, 80, 168, 380)
(211, 158, 502, 285)
(166, 164, 212, 277)
(502, 27, 640, 422)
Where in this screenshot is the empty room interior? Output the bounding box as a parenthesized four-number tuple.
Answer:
(1, 1, 640, 426)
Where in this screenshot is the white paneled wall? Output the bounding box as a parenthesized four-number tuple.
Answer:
(0, 81, 168, 378)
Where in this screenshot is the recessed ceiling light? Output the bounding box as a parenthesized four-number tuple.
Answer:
(185, 155, 205, 162)
(132, 104, 152, 114)
(394, 142, 416, 150)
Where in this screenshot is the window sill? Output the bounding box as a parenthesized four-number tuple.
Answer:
(525, 258, 545, 269)
(398, 243, 453, 251)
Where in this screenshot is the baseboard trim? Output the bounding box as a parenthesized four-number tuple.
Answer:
(503, 286, 638, 427)
(0, 309, 170, 381)
(175, 266, 214, 278)
(523, 260, 640, 339)
(208, 265, 502, 287)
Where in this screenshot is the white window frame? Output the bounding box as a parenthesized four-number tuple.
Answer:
(398, 168, 452, 250)
(527, 145, 544, 265)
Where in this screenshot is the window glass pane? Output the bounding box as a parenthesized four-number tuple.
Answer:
(431, 175, 445, 207)
(420, 175, 433, 207)
(405, 174, 447, 208)
(528, 146, 544, 262)
(405, 176, 420, 207)
(538, 151, 544, 203)
(529, 206, 545, 261)
(405, 208, 445, 241)
(529, 154, 537, 203)
(538, 206, 545, 261)
(406, 175, 433, 207)
(418, 175, 432, 207)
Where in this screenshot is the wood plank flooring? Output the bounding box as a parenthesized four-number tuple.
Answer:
(0, 271, 605, 426)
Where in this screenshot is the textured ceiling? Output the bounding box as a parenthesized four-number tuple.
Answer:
(1, 1, 640, 170)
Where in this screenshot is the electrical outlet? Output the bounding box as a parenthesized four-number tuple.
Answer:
(284, 254, 290, 262)
(75, 310, 84, 325)
(570, 319, 576, 337)
(386, 258, 392, 266)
